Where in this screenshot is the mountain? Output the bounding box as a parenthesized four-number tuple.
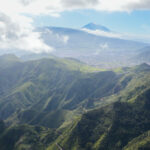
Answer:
(53, 92, 150, 150)
(123, 130, 150, 150)
(0, 25, 148, 69)
(0, 123, 57, 150)
(20, 53, 56, 61)
(0, 24, 149, 69)
(0, 54, 121, 129)
(1, 55, 150, 149)
(133, 46, 150, 63)
(0, 54, 20, 69)
(0, 54, 141, 129)
(82, 23, 111, 32)
(47, 67, 150, 149)
(39, 26, 147, 68)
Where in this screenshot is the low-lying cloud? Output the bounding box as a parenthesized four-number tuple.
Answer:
(82, 28, 122, 38)
(94, 43, 109, 55)
(43, 28, 69, 44)
(83, 27, 150, 43)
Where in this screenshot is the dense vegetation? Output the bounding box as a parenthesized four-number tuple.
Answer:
(56, 89, 150, 150)
(0, 54, 150, 150)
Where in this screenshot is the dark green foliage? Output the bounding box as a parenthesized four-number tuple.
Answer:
(123, 130, 150, 150)
(0, 55, 123, 129)
(0, 120, 5, 134)
(59, 88, 150, 150)
(0, 124, 57, 150)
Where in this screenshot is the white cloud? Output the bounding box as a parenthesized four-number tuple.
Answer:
(125, 0, 150, 11)
(62, 35, 69, 44)
(55, 33, 69, 44)
(82, 28, 122, 38)
(82, 27, 150, 43)
(43, 28, 69, 44)
(100, 43, 109, 49)
(1, 0, 150, 17)
(0, 0, 56, 53)
(120, 33, 150, 43)
(62, 0, 99, 9)
(94, 43, 109, 55)
(0, 12, 53, 53)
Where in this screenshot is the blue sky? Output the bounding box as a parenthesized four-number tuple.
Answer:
(33, 10, 150, 35)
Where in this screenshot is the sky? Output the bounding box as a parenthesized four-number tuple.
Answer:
(34, 10, 150, 35)
(1, 0, 150, 53)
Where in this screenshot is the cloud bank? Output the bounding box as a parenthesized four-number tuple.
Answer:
(82, 28, 122, 38)
(0, 12, 53, 53)
(15, 0, 150, 13)
(82, 27, 150, 43)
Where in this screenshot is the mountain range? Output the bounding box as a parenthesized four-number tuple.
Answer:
(40, 24, 148, 68)
(0, 54, 150, 149)
(1, 23, 150, 69)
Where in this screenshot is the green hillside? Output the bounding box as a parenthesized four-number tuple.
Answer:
(123, 130, 150, 150)
(50, 88, 150, 150)
(0, 123, 57, 150)
(0, 55, 121, 129)
(1, 55, 150, 150)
